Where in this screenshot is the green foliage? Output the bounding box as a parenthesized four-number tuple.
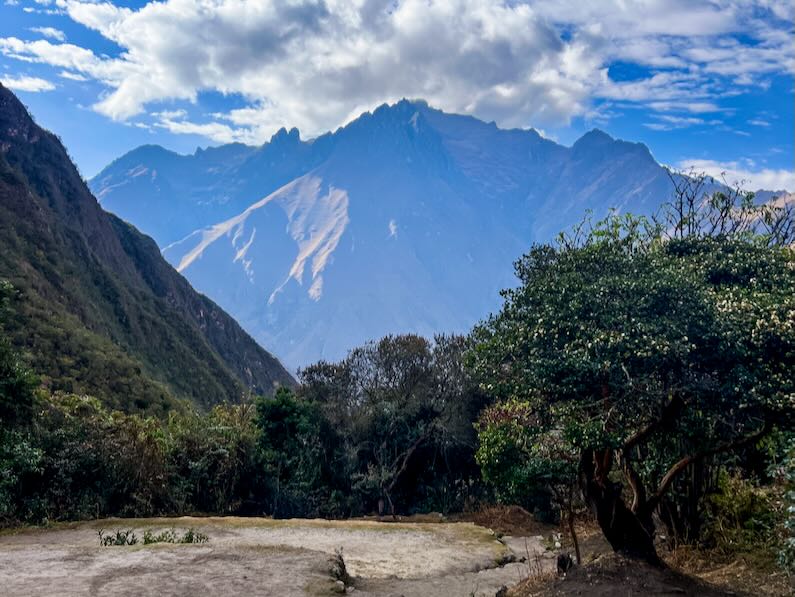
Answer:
(777, 440, 795, 575)
(701, 472, 780, 564)
(165, 404, 258, 514)
(0, 91, 294, 414)
(0, 429, 41, 520)
(469, 200, 794, 558)
(0, 334, 487, 524)
(0, 281, 38, 426)
(142, 527, 208, 545)
(476, 400, 576, 520)
(299, 334, 489, 516)
(255, 387, 329, 517)
(98, 529, 138, 546)
(99, 527, 209, 546)
(0, 390, 266, 524)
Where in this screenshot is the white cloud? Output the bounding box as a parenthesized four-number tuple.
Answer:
(644, 114, 722, 130)
(0, 74, 55, 91)
(648, 101, 723, 114)
(58, 70, 87, 81)
(678, 158, 795, 192)
(748, 118, 770, 127)
(0, 0, 789, 143)
(29, 27, 66, 41)
(152, 109, 187, 120)
(154, 115, 254, 144)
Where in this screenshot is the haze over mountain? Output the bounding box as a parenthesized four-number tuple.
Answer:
(92, 100, 770, 370)
(0, 84, 294, 413)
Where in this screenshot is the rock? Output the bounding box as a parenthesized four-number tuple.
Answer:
(495, 586, 508, 597)
(557, 553, 574, 574)
(328, 549, 351, 585)
(333, 579, 346, 593)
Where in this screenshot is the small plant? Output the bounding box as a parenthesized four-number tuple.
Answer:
(180, 528, 209, 544)
(100, 527, 207, 546)
(98, 529, 138, 546)
(143, 528, 178, 544)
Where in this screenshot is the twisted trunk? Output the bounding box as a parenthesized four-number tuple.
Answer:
(579, 449, 659, 564)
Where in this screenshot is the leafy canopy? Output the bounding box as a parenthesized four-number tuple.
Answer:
(470, 203, 794, 559)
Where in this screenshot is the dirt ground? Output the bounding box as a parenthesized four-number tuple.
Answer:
(509, 520, 792, 597)
(0, 516, 557, 596)
(512, 551, 746, 597)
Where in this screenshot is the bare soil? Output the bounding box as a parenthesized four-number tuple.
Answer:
(511, 552, 752, 597)
(0, 516, 556, 596)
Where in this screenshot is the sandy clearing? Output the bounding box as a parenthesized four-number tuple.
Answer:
(0, 517, 556, 596)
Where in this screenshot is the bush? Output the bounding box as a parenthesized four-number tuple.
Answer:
(701, 471, 782, 569)
(775, 440, 795, 575)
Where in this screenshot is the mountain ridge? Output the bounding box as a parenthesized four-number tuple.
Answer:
(91, 100, 782, 370)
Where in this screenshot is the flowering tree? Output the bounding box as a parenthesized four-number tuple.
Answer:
(470, 196, 794, 562)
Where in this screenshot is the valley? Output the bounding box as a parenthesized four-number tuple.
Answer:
(0, 3, 792, 591)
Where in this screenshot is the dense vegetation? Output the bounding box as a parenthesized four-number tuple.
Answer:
(0, 306, 486, 521)
(472, 181, 795, 566)
(0, 83, 294, 414)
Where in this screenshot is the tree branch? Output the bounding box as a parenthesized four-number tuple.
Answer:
(385, 428, 432, 493)
(623, 394, 683, 453)
(618, 454, 647, 513)
(647, 421, 770, 511)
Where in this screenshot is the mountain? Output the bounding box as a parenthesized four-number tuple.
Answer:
(89, 100, 702, 369)
(0, 83, 294, 414)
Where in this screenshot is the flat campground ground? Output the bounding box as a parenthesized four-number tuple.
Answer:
(0, 516, 555, 596)
(2, 515, 787, 597)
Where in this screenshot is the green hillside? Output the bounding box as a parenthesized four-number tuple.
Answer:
(0, 84, 294, 414)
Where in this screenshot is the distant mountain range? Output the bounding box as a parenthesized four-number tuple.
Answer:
(0, 83, 294, 414)
(91, 100, 787, 370)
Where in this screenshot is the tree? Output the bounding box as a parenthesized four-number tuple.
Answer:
(300, 334, 487, 515)
(0, 281, 37, 427)
(469, 196, 794, 562)
(476, 399, 582, 562)
(0, 280, 41, 522)
(255, 387, 329, 517)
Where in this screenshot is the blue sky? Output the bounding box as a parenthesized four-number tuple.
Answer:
(0, 0, 793, 190)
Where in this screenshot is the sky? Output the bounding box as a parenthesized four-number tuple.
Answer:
(0, 0, 793, 190)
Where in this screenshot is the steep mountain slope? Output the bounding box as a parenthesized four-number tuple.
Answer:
(0, 83, 294, 413)
(88, 101, 704, 369)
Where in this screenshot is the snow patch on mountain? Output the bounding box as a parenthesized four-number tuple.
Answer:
(271, 175, 349, 303)
(166, 174, 349, 304)
(233, 227, 256, 281)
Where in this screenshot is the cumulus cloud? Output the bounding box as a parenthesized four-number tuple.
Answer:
(679, 158, 795, 192)
(0, 0, 790, 142)
(0, 74, 55, 91)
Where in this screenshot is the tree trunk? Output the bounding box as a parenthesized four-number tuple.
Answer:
(580, 449, 659, 564)
(566, 504, 582, 565)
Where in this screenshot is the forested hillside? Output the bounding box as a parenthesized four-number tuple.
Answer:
(0, 84, 294, 413)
